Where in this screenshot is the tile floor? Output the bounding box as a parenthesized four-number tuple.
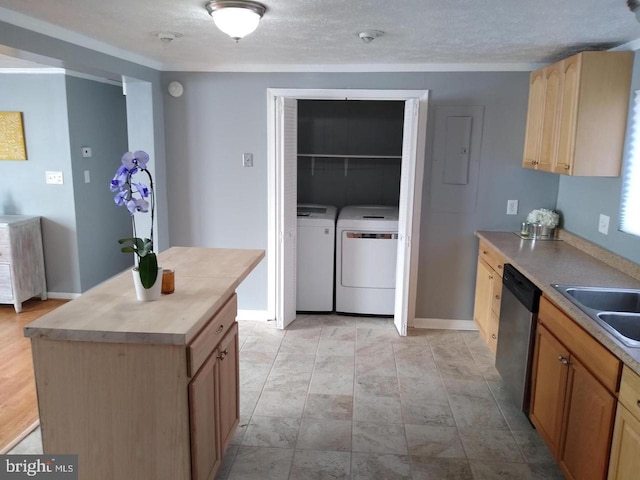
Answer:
(10, 314, 565, 479)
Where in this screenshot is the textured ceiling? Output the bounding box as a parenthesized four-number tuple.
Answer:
(0, 0, 639, 71)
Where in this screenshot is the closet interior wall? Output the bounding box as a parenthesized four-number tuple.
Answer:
(297, 100, 405, 209)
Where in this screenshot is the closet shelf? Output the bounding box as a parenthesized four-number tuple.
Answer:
(297, 153, 402, 159)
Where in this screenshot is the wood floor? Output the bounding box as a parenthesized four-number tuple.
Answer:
(0, 298, 67, 453)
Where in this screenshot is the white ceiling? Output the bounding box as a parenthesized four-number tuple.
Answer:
(0, 0, 639, 71)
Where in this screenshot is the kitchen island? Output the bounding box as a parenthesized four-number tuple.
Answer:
(24, 247, 264, 480)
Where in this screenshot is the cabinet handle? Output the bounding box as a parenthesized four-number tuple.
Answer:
(489, 274, 494, 280)
(497, 265, 502, 269)
(557, 355, 571, 366)
(495, 295, 500, 299)
(491, 334, 497, 339)
(216, 325, 224, 334)
(218, 349, 229, 360)
(564, 165, 570, 170)
(637, 400, 640, 408)
(482, 250, 488, 255)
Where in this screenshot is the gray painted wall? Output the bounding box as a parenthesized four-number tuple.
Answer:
(0, 73, 80, 293)
(161, 71, 560, 319)
(0, 20, 169, 252)
(65, 76, 131, 291)
(556, 51, 640, 265)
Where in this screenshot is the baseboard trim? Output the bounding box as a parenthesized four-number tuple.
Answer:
(236, 309, 271, 322)
(47, 292, 81, 300)
(412, 318, 478, 331)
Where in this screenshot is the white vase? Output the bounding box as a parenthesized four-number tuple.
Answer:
(132, 267, 162, 301)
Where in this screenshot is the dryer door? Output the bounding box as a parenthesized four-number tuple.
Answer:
(341, 231, 398, 289)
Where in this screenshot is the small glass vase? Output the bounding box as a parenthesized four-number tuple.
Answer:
(132, 267, 162, 301)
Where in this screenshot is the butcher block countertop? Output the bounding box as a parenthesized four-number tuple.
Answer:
(476, 231, 640, 375)
(24, 247, 264, 345)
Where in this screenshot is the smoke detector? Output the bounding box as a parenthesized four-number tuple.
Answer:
(358, 30, 384, 44)
(155, 32, 183, 43)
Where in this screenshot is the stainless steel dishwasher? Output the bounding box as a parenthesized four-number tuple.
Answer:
(495, 264, 541, 414)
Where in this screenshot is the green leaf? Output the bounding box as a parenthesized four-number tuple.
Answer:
(138, 253, 158, 289)
(120, 246, 135, 254)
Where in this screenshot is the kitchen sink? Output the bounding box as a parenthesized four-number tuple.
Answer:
(597, 312, 640, 344)
(564, 287, 640, 313)
(553, 285, 640, 348)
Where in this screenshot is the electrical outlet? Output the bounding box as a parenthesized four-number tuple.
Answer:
(242, 153, 253, 167)
(506, 200, 518, 215)
(598, 214, 610, 235)
(81, 146, 92, 158)
(45, 171, 63, 185)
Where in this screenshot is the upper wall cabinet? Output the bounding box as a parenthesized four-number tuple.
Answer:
(522, 51, 633, 176)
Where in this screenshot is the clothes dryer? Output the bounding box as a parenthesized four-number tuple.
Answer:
(335, 205, 399, 315)
(297, 204, 338, 312)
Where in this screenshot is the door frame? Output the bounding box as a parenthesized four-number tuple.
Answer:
(266, 88, 429, 332)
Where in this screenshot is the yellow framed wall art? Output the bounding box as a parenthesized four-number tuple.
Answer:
(0, 111, 27, 160)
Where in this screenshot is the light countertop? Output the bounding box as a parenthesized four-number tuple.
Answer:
(24, 247, 265, 345)
(477, 231, 640, 375)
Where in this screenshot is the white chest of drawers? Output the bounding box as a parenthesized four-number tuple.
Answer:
(0, 215, 47, 313)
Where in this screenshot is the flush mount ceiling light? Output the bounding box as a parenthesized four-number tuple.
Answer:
(358, 30, 384, 44)
(205, 1, 267, 42)
(628, 0, 640, 22)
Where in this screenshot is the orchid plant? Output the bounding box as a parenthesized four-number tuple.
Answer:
(110, 150, 158, 289)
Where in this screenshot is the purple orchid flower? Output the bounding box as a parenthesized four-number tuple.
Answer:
(121, 151, 149, 170)
(132, 182, 150, 198)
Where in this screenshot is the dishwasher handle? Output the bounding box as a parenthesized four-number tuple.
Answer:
(502, 264, 541, 313)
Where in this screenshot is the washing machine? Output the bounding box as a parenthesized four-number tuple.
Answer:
(297, 204, 338, 312)
(335, 205, 399, 315)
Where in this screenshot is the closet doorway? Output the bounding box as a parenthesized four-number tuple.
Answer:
(267, 89, 429, 335)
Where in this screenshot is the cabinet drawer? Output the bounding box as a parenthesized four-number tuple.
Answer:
(0, 244, 10, 261)
(478, 240, 505, 277)
(0, 227, 8, 246)
(188, 294, 237, 377)
(0, 263, 13, 299)
(539, 296, 621, 393)
(619, 365, 640, 423)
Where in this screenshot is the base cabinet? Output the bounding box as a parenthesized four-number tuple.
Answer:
(608, 366, 640, 480)
(473, 240, 504, 353)
(189, 323, 238, 480)
(530, 296, 620, 480)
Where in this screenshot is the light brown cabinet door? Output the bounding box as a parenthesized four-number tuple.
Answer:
(189, 351, 221, 480)
(529, 324, 570, 456)
(608, 404, 640, 480)
(473, 259, 493, 338)
(218, 323, 239, 451)
(523, 69, 546, 169)
(560, 356, 616, 480)
(554, 55, 581, 174)
(538, 64, 562, 172)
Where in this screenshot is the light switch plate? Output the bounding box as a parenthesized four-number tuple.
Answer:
(45, 171, 63, 185)
(242, 153, 253, 167)
(506, 200, 518, 215)
(598, 214, 610, 235)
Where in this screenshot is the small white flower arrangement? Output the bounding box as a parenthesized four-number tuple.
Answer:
(527, 208, 560, 228)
